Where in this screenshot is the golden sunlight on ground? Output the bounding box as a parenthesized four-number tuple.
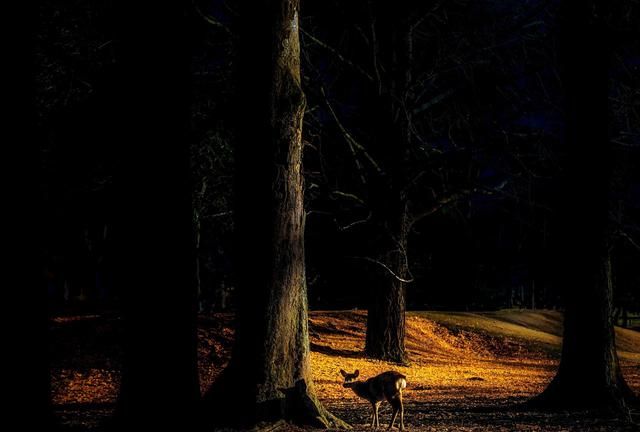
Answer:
(51, 310, 640, 430)
(309, 310, 640, 407)
(310, 311, 558, 406)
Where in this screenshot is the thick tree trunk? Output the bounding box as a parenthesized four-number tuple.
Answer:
(365, 2, 412, 365)
(365, 208, 410, 363)
(203, 0, 346, 428)
(110, 2, 200, 429)
(531, 0, 636, 411)
(535, 252, 636, 410)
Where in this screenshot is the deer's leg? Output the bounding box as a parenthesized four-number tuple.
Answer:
(388, 408, 399, 430)
(375, 402, 381, 428)
(399, 394, 405, 431)
(388, 397, 400, 430)
(370, 403, 376, 428)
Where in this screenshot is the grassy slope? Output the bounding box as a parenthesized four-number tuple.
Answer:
(307, 310, 640, 407)
(420, 309, 640, 361)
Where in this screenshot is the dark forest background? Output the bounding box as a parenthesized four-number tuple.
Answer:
(36, 0, 640, 314)
(6, 0, 640, 430)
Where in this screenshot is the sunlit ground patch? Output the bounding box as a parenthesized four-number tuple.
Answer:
(50, 310, 640, 430)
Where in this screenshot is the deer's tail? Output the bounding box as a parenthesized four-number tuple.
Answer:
(397, 377, 407, 391)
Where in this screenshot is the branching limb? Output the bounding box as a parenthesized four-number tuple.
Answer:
(300, 28, 374, 82)
(320, 87, 383, 177)
(203, 210, 233, 220)
(409, 190, 472, 227)
(330, 190, 366, 206)
(193, 0, 232, 35)
(337, 213, 372, 232)
(412, 88, 455, 115)
(615, 230, 640, 252)
(347, 256, 414, 283)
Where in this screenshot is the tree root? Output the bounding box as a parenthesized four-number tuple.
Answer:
(203, 371, 350, 430)
(526, 374, 640, 416)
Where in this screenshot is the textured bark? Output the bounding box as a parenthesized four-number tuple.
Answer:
(203, 0, 346, 428)
(365, 2, 412, 365)
(531, 0, 637, 411)
(535, 253, 636, 410)
(365, 198, 410, 364)
(110, 2, 200, 429)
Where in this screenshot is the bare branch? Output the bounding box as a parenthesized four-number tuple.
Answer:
(330, 190, 366, 206)
(193, 1, 232, 34)
(410, 1, 443, 32)
(320, 86, 383, 177)
(300, 28, 374, 82)
(348, 256, 414, 283)
(367, 0, 383, 94)
(410, 190, 471, 226)
(616, 230, 640, 252)
(203, 210, 233, 220)
(337, 213, 372, 232)
(413, 88, 455, 115)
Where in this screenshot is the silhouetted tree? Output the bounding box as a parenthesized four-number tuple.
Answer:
(203, 0, 346, 427)
(364, 0, 413, 364)
(4, 1, 55, 429)
(532, 0, 637, 411)
(110, 1, 200, 429)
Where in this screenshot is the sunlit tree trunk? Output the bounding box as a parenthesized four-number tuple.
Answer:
(203, 0, 346, 428)
(532, 0, 636, 411)
(110, 2, 200, 429)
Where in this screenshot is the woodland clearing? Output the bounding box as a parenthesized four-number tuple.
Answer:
(52, 310, 640, 431)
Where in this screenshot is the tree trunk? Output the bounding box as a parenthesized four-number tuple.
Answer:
(531, 281, 536, 310)
(535, 253, 635, 410)
(622, 308, 629, 329)
(365, 1, 412, 365)
(203, 0, 346, 428)
(110, 2, 200, 429)
(531, 0, 636, 411)
(365, 209, 410, 363)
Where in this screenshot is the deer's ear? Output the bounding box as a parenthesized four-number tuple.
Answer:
(340, 369, 348, 377)
(354, 370, 360, 378)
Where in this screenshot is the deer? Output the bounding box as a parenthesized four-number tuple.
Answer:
(340, 369, 407, 430)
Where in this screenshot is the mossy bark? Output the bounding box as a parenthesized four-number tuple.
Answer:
(203, 0, 347, 428)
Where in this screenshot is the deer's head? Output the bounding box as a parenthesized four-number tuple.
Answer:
(340, 369, 360, 388)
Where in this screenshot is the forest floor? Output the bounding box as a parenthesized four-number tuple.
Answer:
(51, 310, 640, 431)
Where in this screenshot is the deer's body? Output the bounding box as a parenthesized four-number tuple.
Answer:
(340, 369, 406, 430)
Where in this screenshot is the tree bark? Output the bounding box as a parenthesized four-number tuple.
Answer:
(365, 213, 410, 363)
(109, 2, 200, 429)
(203, 0, 346, 428)
(531, 0, 637, 411)
(365, 1, 412, 365)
